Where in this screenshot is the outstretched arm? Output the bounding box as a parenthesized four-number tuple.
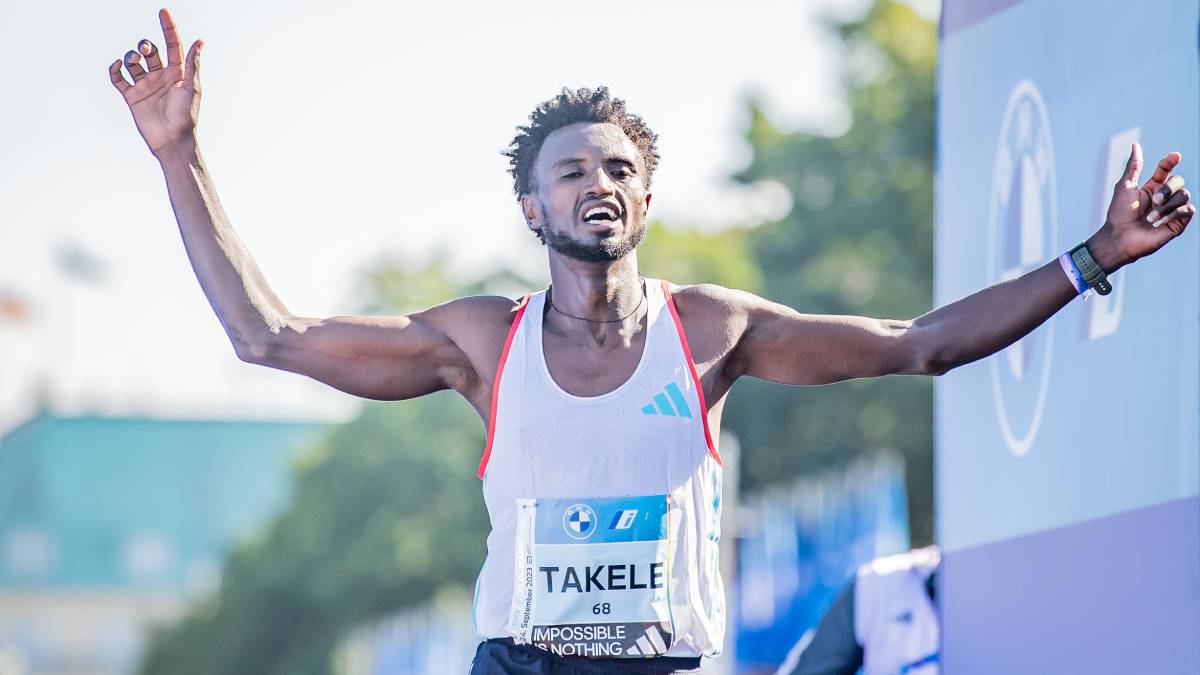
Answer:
(109, 10, 503, 402)
(726, 144, 1194, 385)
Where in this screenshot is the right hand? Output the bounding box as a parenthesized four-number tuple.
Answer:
(109, 8, 203, 156)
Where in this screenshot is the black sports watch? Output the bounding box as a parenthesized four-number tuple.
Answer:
(1069, 242, 1112, 296)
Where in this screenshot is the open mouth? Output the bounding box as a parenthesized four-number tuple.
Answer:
(580, 204, 622, 226)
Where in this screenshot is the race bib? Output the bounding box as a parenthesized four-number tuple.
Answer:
(507, 495, 675, 658)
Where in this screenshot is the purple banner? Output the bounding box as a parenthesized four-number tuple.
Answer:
(941, 496, 1200, 674)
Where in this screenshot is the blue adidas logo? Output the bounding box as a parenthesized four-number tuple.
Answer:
(640, 382, 692, 418)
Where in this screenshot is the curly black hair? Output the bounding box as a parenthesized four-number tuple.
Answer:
(503, 86, 660, 200)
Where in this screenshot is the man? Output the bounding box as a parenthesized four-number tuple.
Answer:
(109, 9, 1193, 675)
(779, 547, 941, 675)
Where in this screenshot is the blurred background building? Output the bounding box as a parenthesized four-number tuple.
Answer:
(0, 411, 325, 674)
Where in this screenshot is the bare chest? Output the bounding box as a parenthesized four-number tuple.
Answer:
(540, 325, 648, 398)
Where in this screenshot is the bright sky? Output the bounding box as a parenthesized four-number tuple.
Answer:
(0, 0, 933, 434)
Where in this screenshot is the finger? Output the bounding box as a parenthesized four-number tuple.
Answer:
(1119, 142, 1143, 186)
(139, 39, 163, 71)
(108, 59, 132, 93)
(1151, 202, 1193, 229)
(184, 39, 203, 85)
(160, 8, 184, 67)
(1157, 204, 1194, 236)
(1176, 205, 1195, 234)
(1142, 152, 1182, 199)
(1147, 187, 1190, 224)
(1154, 174, 1186, 206)
(124, 50, 148, 81)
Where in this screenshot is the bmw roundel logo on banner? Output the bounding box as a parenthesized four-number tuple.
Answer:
(563, 503, 597, 540)
(986, 79, 1058, 459)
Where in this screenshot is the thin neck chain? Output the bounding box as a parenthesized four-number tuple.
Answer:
(547, 280, 646, 324)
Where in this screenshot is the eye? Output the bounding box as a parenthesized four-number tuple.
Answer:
(561, 171, 582, 179)
(611, 168, 631, 179)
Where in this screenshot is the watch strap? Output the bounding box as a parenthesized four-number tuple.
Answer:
(1069, 243, 1112, 295)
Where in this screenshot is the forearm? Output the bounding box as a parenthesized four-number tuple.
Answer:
(910, 258, 1080, 375)
(910, 227, 1127, 375)
(155, 136, 291, 359)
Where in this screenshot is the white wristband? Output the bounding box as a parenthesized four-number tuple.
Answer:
(1058, 252, 1087, 294)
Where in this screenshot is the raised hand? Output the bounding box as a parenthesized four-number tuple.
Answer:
(109, 8, 203, 156)
(1095, 143, 1195, 270)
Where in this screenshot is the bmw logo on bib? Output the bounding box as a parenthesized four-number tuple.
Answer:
(562, 503, 597, 540)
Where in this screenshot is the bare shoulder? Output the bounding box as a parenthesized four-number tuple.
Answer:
(411, 293, 530, 410)
(422, 293, 525, 325)
(666, 282, 758, 330)
(420, 293, 527, 355)
(662, 282, 756, 381)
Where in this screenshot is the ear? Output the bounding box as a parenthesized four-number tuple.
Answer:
(520, 194, 542, 235)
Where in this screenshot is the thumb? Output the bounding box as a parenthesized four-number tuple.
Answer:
(1119, 142, 1143, 188)
(185, 39, 203, 85)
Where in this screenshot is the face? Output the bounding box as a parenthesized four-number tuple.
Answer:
(523, 122, 652, 263)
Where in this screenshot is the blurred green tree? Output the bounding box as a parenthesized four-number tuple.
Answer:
(638, 221, 763, 292)
(725, 0, 936, 543)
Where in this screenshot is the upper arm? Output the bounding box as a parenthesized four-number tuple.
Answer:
(249, 295, 518, 402)
(719, 289, 924, 385)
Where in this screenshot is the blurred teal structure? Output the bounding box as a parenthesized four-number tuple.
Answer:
(0, 410, 325, 674)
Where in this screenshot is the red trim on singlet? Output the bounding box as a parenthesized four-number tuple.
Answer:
(478, 294, 530, 479)
(660, 280, 721, 465)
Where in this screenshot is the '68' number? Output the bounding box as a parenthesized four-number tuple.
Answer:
(591, 603, 611, 615)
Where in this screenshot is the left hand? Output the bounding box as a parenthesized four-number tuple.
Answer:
(1089, 143, 1194, 272)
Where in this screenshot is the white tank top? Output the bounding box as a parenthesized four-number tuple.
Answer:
(472, 278, 725, 659)
(855, 546, 940, 675)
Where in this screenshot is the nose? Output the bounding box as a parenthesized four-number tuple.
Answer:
(583, 166, 615, 196)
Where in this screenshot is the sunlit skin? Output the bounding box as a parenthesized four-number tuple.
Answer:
(524, 122, 652, 267)
(111, 9, 1195, 447)
(520, 122, 654, 385)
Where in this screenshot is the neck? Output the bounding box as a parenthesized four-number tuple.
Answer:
(546, 251, 643, 325)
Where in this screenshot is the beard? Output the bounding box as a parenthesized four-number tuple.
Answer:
(539, 200, 648, 263)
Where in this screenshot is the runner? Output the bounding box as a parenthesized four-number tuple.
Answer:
(109, 10, 1194, 674)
